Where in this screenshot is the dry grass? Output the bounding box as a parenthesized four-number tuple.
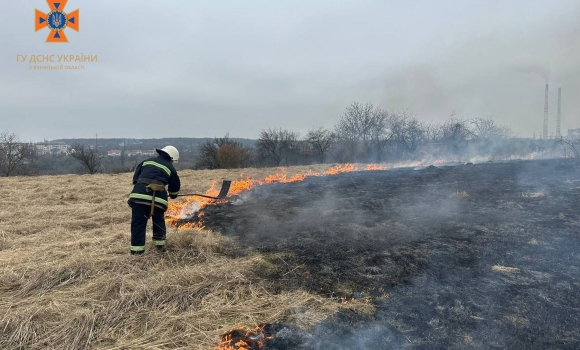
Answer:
(492, 265, 520, 274)
(0, 164, 364, 350)
(451, 191, 471, 201)
(521, 191, 545, 198)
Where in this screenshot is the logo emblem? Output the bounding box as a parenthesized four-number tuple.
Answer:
(35, 0, 79, 43)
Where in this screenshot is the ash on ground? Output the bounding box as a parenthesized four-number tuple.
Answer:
(181, 159, 580, 350)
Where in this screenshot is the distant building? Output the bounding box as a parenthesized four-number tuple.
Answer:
(107, 150, 122, 156)
(35, 141, 69, 155)
(126, 150, 156, 157)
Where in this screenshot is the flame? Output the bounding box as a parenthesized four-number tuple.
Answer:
(168, 160, 502, 229)
(366, 164, 388, 171)
(323, 163, 356, 175)
(214, 324, 272, 350)
(264, 173, 287, 183)
(176, 221, 204, 231)
(166, 164, 368, 229)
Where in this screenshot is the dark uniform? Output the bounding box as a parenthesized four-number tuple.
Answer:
(128, 151, 180, 254)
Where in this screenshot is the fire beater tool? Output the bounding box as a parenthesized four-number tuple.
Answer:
(176, 180, 231, 200)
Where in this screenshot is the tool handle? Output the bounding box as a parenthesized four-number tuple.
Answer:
(175, 193, 222, 199)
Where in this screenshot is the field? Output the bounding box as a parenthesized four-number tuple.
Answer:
(1, 159, 580, 349)
(0, 164, 347, 350)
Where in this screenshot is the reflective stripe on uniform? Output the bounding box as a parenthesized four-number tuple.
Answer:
(152, 240, 166, 246)
(132, 200, 166, 209)
(129, 193, 168, 206)
(131, 245, 145, 251)
(168, 191, 179, 195)
(142, 161, 171, 176)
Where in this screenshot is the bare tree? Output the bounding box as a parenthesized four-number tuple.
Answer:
(0, 132, 36, 176)
(335, 102, 374, 157)
(335, 102, 390, 162)
(423, 122, 441, 143)
(217, 144, 250, 168)
(464, 116, 513, 157)
(388, 110, 427, 160)
(369, 108, 392, 162)
(555, 135, 580, 158)
(437, 115, 474, 155)
(196, 134, 251, 169)
(470, 117, 512, 140)
(70, 143, 101, 174)
(196, 139, 220, 169)
(305, 127, 334, 163)
(257, 128, 299, 166)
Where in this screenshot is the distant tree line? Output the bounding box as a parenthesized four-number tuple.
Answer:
(1, 101, 576, 176)
(194, 102, 525, 169)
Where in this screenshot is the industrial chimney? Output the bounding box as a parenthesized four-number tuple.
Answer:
(557, 88, 562, 138)
(543, 84, 549, 139)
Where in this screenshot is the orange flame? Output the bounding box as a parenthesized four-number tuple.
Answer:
(176, 221, 204, 231)
(214, 324, 272, 350)
(366, 164, 388, 171)
(264, 173, 287, 183)
(167, 164, 384, 229)
(323, 163, 356, 175)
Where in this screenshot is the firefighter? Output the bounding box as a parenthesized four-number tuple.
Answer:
(128, 145, 181, 255)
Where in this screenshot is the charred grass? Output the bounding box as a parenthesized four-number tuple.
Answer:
(182, 159, 580, 349)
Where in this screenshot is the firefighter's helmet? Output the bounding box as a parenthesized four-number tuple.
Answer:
(156, 145, 179, 163)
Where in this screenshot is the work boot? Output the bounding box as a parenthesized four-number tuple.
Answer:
(130, 250, 144, 255)
(153, 239, 166, 252)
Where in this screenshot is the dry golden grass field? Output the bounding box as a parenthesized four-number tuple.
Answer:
(0, 164, 371, 350)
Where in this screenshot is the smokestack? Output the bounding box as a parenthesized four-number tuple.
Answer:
(557, 88, 562, 138)
(543, 84, 549, 139)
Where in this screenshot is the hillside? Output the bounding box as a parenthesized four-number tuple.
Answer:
(52, 137, 257, 151)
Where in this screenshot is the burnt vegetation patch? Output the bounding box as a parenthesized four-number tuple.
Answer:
(179, 159, 580, 349)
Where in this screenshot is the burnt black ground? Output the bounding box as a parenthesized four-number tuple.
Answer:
(180, 159, 580, 349)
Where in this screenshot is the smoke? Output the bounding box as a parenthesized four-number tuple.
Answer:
(174, 202, 201, 220)
(516, 64, 551, 83)
(383, 66, 452, 119)
(191, 156, 580, 348)
(380, 5, 580, 137)
(264, 322, 400, 350)
(302, 322, 398, 350)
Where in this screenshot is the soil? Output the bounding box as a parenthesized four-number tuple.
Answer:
(179, 159, 580, 349)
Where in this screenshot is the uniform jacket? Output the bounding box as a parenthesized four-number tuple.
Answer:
(128, 154, 181, 211)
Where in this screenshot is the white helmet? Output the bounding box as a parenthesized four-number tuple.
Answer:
(157, 145, 179, 163)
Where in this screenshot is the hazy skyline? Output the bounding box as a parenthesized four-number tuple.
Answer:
(2, 0, 579, 142)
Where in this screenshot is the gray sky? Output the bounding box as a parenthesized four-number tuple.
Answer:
(2, 0, 579, 141)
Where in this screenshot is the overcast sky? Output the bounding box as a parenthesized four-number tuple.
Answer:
(2, 0, 579, 141)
